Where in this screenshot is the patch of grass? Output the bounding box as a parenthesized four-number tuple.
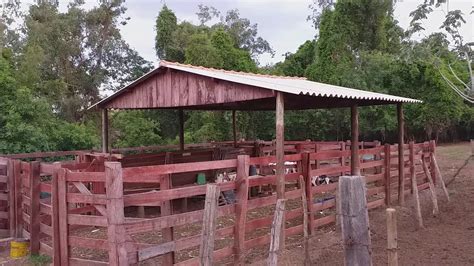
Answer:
(29, 254, 51, 266)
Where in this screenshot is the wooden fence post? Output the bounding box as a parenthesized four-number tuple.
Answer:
(386, 208, 398, 266)
(268, 199, 285, 266)
(384, 144, 391, 206)
(409, 142, 423, 229)
(7, 159, 16, 237)
(234, 155, 249, 265)
(301, 152, 314, 235)
(105, 162, 128, 266)
(57, 168, 69, 266)
(339, 175, 372, 266)
(161, 152, 175, 265)
(430, 154, 450, 202)
(421, 157, 439, 216)
(429, 140, 437, 184)
(29, 161, 41, 254)
(13, 161, 22, 238)
(199, 184, 220, 266)
(299, 176, 310, 266)
(51, 164, 61, 265)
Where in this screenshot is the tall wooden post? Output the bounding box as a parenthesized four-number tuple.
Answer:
(351, 104, 360, 175)
(275, 91, 285, 251)
(102, 108, 109, 153)
(275, 92, 285, 198)
(105, 162, 128, 266)
(339, 175, 372, 266)
(179, 110, 185, 152)
(234, 155, 249, 265)
(386, 208, 398, 266)
(409, 141, 423, 229)
(29, 161, 41, 255)
(232, 110, 237, 147)
(200, 184, 220, 265)
(397, 103, 405, 205)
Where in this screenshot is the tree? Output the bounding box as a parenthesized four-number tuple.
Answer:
(408, 2, 473, 102)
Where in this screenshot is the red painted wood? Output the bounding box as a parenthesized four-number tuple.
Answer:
(104, 70, 274, 109)
(234, 155, 249, 265)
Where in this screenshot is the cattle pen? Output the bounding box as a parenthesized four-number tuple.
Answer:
(0, 61, 438, 265)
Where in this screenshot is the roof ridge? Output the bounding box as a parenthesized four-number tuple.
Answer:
(159, 60, 307, 80)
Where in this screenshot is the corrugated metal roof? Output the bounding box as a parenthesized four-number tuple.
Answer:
(90, 60, 421, 109)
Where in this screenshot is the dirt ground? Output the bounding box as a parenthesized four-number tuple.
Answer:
(251, 142, 474, 266)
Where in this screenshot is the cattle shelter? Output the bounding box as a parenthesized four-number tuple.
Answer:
(0, 61, 438, 265)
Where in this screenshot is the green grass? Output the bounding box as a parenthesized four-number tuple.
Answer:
(29, 254, 51, 266)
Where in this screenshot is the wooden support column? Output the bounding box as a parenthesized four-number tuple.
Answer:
(29, 161, 41, 255)
(275, 91, 286, 252)
(234, 155, 249, 265)
(179, 110, 185, 152)
(301, 152, 314, 235)
(105, 162, 128, 266)
(339, 175, 372, 265)
(232, 110, 237, 147)
(275, 92, 285, 199)
(351, 105, 360, 175)
(397, 103, 405, 205)
(102, 108, 109, 153)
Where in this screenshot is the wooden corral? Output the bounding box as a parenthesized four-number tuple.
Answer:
(0, 139, 438, 265)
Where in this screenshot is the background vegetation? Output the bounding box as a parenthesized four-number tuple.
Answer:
(0, 0, 472, 154)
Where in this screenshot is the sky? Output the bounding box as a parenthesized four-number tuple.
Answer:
(31, 0, 474, 66)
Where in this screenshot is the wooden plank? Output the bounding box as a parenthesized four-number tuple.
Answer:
(68, 215, 108, 227)
(410, 142, 424, 229)
(421, 158, 439, 216)
(69, 236, 108, 250)
(384, 144, 391, 206)
(268, 199, 285, 266)
(7, 159, 15, 237)
(430, 154, 450, 202)
(66, 172, 105, 182)
(339, 175, 372, 265)
(234, 155, 249, 265)
(30, 161, 41, 254)
(122, 159, 237, 178)
(123, 181, 235, 206)
(67, 193, 107, 205)
(58, 169, 69, 266)
(69, 258, 108, 266)
(386, 208, 398, 266)
(39, 242, 53, 256)
(124, 204, 235, 235)
(0, 175, 7, 183)
(14, 160, 22, 238)
(40, 183, 52, 193)
(51, 170, 61, 265)
(199, 184, 220, 265)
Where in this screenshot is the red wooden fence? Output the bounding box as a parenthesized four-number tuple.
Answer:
(0, 140, 437, 265)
